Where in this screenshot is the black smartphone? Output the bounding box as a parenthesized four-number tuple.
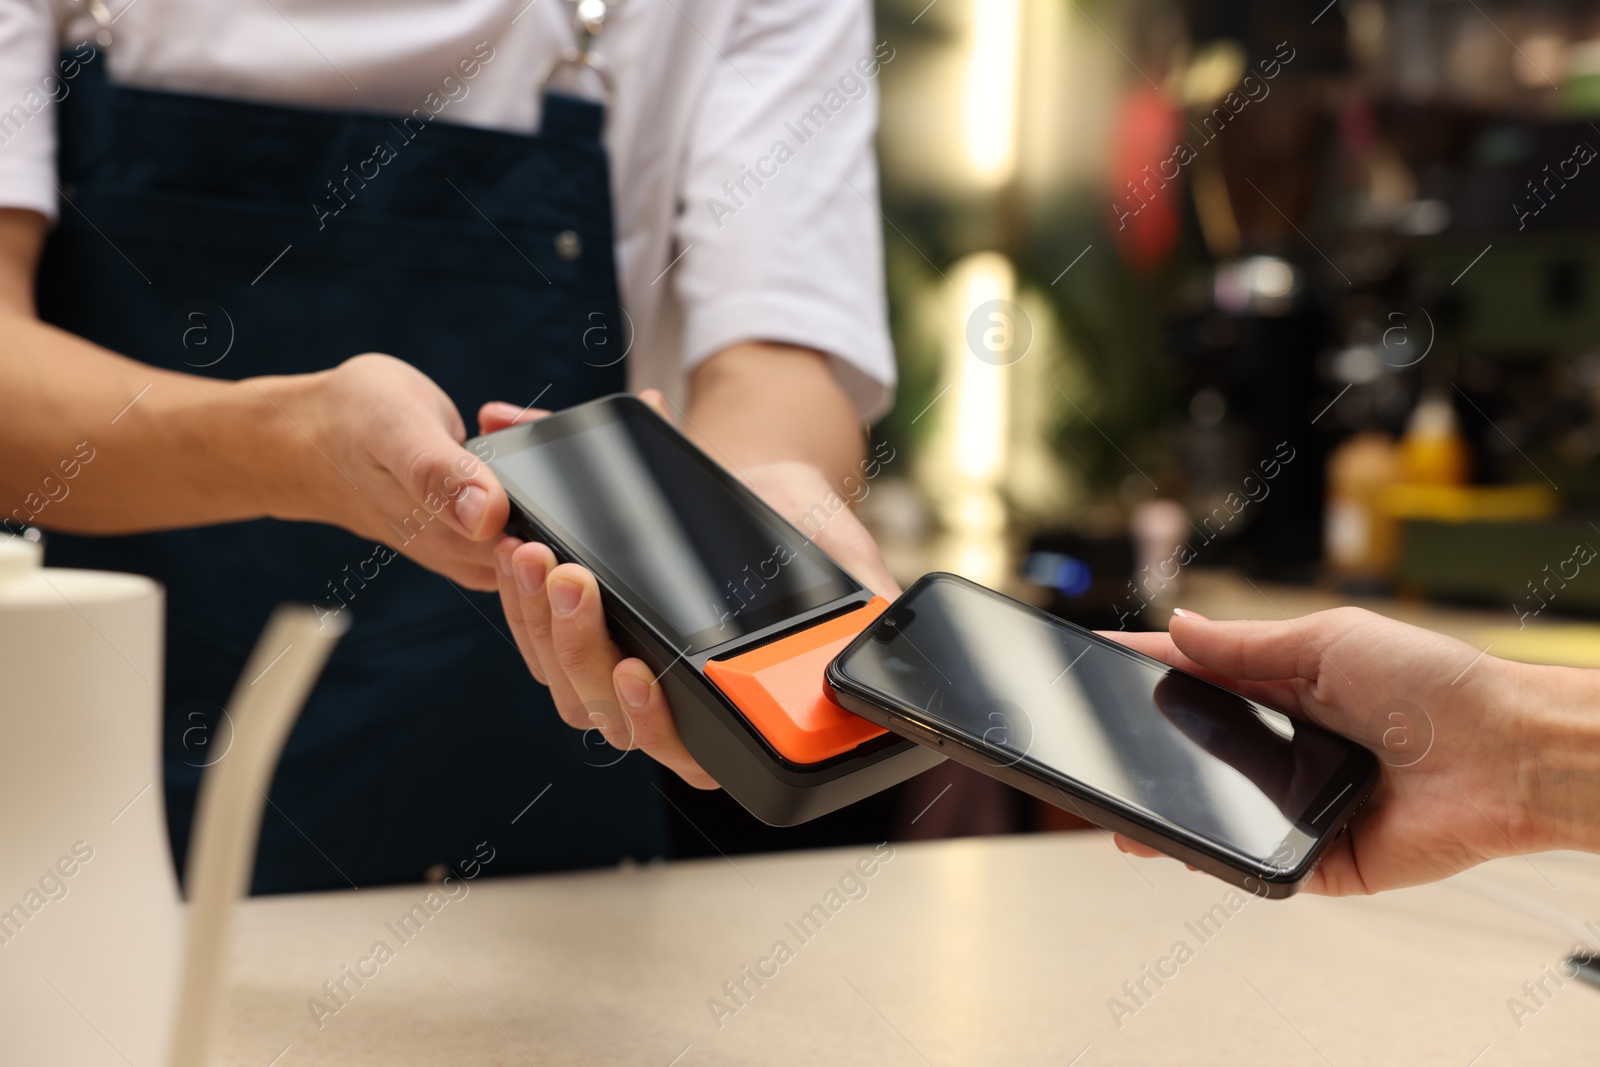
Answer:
(825, 573, 1379, 897)
(468, 395, 941, 826)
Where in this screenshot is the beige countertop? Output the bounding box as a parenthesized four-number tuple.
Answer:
(219, 833, 1600, 1066)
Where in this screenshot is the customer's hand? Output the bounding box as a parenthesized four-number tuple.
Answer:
(481, 396, 899, 790)
(255, 353, 509, 590)
(1105, 607, 1573, 895)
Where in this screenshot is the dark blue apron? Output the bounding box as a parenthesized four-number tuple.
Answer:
(38, 54, 666, 894)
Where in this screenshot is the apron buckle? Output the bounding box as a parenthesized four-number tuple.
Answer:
(536, 0, 618, 110)
(75, 0, 115, 48)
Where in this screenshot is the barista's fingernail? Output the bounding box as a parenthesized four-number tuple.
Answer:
(589, 711, 613, 734)
(454, 485, 487, 533)
(514, 555, 548, 597)
(484, 401, 522, 422)
(617, 673, 650, 709)
(549, 575, 582, 615)
(496, 546, 513, 580)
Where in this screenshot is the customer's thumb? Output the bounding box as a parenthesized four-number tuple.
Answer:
(1169, 610, 1326, 683)
(400, 438, 509, 541)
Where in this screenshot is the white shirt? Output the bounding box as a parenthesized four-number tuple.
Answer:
(0, 0, 896, 418)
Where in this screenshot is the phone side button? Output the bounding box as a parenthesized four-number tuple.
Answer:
(889, 714, 945, 748)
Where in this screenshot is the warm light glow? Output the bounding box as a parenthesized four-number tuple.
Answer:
(926, 252, 1017, 588)
(951, 252, 1014, 483)
(962, 0, 1022, 186)
(949, 532, 1008, 588)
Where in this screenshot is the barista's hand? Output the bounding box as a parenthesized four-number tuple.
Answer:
(481, 396, 899, 791)
(257, 353, 509, 590)
(1103, 608, 1594, 895)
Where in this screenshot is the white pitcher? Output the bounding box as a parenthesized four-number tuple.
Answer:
(0, 536, 343, 1065)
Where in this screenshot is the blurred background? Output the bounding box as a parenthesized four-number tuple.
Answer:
(666, 0, 1600, 854)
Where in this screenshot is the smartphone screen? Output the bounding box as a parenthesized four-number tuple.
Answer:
(832, 575, 1370, 868)
(485, 398, 859, 655)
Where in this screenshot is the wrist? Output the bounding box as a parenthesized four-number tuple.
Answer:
(235, 370, 334, 524)
(1500, 658, 1600, 855)
(738, 459, 832, 516)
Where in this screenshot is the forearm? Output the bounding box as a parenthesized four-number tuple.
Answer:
(0, 205, 306, 535)
(0, 313, 298, 534)
(684, 342, 866, 488)
(1507, 659, 1600, 855)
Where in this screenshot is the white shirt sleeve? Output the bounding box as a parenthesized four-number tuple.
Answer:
(0, 0, 68, 220)
(670, 0, 896, 421)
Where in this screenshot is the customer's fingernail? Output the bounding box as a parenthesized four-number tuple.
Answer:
(1172, 607, 1208, 621)
(617, 673, 650, 709)
(514, 555, 548, 597)
(549, 575, 582, 615)
(589, 710, 613, 734)
(454, 485, 486, 533)
(496, 547, 513, 580)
